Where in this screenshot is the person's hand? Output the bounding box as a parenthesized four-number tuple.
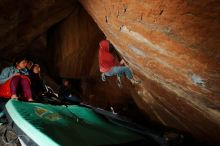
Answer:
(120, 59, 128, 66)
(120, 59, 125, 65)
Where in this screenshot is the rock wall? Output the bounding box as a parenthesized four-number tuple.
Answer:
(0, 0, 76, 59)
(79, 0, 220, 143)
(47, 2, 137, 113)
(0, 0, 219, 143)
(47, 2, 104, 78)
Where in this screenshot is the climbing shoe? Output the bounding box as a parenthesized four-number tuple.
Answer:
(130, 79, 141, 84)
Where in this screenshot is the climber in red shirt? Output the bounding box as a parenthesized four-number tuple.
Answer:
(98, 39, 140, 87)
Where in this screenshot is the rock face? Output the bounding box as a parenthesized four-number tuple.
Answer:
(47, 2, 104, 78)
(0, 0, 220, 144)
(47, 2, 137, 114)
(0, 0, 76, 59)
(79, 0, 220, 143)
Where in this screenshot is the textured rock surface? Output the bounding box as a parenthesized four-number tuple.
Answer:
(0, 0, 219, 144)
(47, 2, 104, 78)
(47, 2, 136, 114)
(0, 0, 76, 59)
(79, 0, 220, 143)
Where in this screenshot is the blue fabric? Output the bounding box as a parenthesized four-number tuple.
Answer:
(104, 66, 133, 79)
(0, 66, 29, 84)
(65, 95, 80, 102)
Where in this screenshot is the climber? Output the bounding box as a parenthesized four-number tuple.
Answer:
(98, 39, 140, 87)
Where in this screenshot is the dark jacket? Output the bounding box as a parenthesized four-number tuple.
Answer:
(58, 85, 80, 99)
(29, 72, 46, 97)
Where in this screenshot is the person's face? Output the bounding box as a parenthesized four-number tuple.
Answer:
(33, 66, 40, 74)
(64, 81, 69, 87)
(27, 61, 33, 69)
(16, 60, 28, 69)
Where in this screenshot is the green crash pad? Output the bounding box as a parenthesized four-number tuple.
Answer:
(5, 99, 147, 146)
